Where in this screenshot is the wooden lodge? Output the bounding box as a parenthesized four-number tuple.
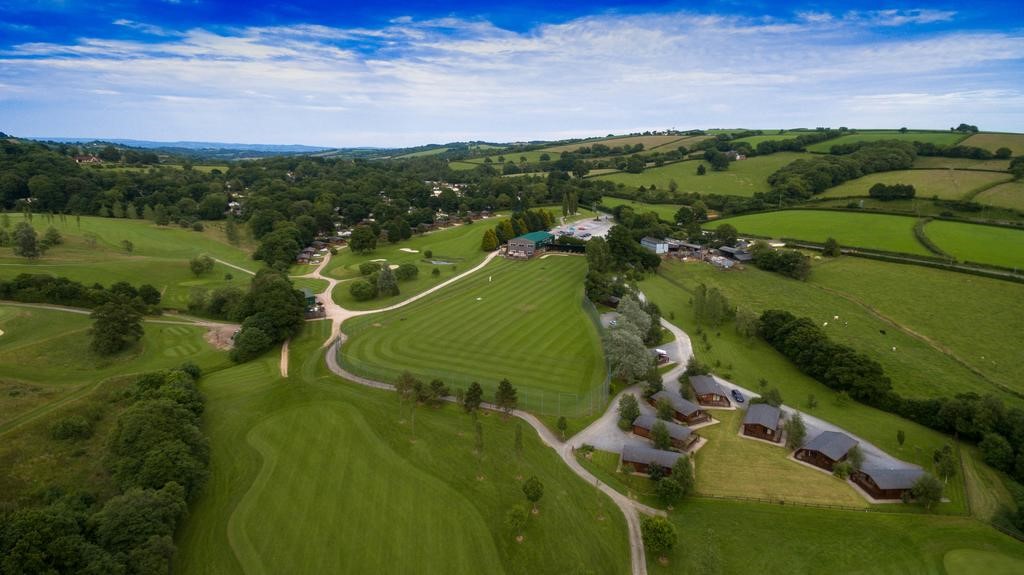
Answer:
(851, 467, 924, 500)
(742, 404, 782, 442)
(689, 375, 731, 407)
(620, 444, 681, 476)
(649, 391, 709, 426)
(794, 431, 858, 472)
(632, 414, 699, 452)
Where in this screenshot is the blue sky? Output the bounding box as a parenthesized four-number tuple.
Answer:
(1, 1, 1022, 146)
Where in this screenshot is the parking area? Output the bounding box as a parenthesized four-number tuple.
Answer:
(551, 213, 614, 240)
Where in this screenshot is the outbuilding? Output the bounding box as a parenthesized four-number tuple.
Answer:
(620, 444, 682, 476)
(649, 391, 709, 425)
(507, 231, 554, 258)
(719, 245, 753, 262)
(301, 288, 317, 307)
(640, 237, 668, 254)
(632, 414, 699, 451)
(742, 404, 782, 442)
(795, 431, 858, 471)
(689, 375, 731, 407)
(851, 466, 924, 500)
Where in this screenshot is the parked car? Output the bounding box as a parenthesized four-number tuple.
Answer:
(731, 389, 745, 403)
(609, 319, 617, 327)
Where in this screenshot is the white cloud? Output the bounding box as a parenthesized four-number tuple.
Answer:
(0, 10, 1021, 146)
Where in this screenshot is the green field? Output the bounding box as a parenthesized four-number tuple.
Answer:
(176, 321, 630, 575)
(976, 181, 1024, 211)
(923, 220, 1024, 270)
(695, 410, 868, 507)
(805, 130, 967, 152)
(0, 215, 256, 310)
(651, 499, 1024, 574)
(543, 134, 690, 153)
(594, 152, 808, 197)
(325, 220, 495, 310)
(706, 210, 930, 255)
(731, 132, 816, 146)
(341, 257, 606, 416)
(960, 132, 1024, 155)
(599, 197, 683, 221)
(394, 147, 449, 158)
(913, 155, 1012, 171)
(820, 169, 1011, 200)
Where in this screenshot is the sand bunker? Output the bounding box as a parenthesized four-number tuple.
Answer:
(389, 264, 400, 270)
(399, 248, 419, 253)
(371, 258, 387, 262)
(0, 329, 5, 337)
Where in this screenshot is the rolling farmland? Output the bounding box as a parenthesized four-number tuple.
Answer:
(819, 169, 1012, 200)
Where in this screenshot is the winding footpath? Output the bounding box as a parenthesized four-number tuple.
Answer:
(306, 249, 655, 575)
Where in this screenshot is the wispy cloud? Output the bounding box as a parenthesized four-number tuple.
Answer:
(0, 8, 1020, 145)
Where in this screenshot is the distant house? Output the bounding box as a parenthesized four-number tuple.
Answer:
(640, 236, 668, 254)
(795, 431, 858, 471)
(742, 404, 782, 442)
(851, 467, 924, 500)
(74, 155, 102, 164)
(689, 375, 731, 407)
(620, 444, 682, 476)
(649, 391, 709, 425)
(719, 245, 753, 262)
(507, 231, 554, 258)
(632, 414, 699, 451)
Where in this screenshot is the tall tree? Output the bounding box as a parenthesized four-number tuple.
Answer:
(495, 378, 518, 415)
(651, 420, 672, 450)
(349, 225, 377, 254)
(90, 294, 144, 355)
(522, 476, 544, 512)
(784, 412, 807, 450)
(464, 382, 483, 413)
(640, 516, 677, 561)
(12, 221, 40, 259)
(376, 265, 400, 297)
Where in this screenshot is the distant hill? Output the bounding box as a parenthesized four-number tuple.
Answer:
(28, 137, 333, 154)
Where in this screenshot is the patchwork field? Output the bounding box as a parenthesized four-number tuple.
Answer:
(913, 155, 1012, 171)
(176, 321, 630, 575)
(819, 169, 1012, 200)
(341, 257, 606, 416)
(975, 181, 1024, 212)
(695, 410, 868, 507)
(923, 220, 1024, 270)
(805, 130, 967, 152)
(543, 134, 691, 153)
(599, 197, 683, 222)
(731, 131, 817, 146)
(0, 215, 256, 310)
(960, 132, 1024, 155)
(706, 210, 930, 255)
(594, 152, 808, 197)
(652, 499, 1024, 574)
(394, 147, 449, 158)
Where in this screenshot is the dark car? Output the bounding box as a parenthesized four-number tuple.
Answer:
(731, 389, 745, 403)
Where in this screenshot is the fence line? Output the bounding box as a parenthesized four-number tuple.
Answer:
(694, 492, 875, 513)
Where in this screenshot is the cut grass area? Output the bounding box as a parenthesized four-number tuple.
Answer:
(0, 215, 256, 310)
(326, 220, 496, 310)
(707, 209, 930, 255)
(575, 449, 661, 509)
(543, 134, 690, 153)
(923, 220, 1024, 270)
(342, 257, 606, 417)
(695, 410, 868, 507)
(175, 321, 630, 575)
(651, 499, 1024, 574)
(394, 147, 449, 158)
(819, 169, 1012, 200)
(961, 446, 1019, 522)
(448, 160, 481, 171)
(289, 277, 330, 294)
(594, 152, 807, 198)
(913, 156, 1012, 171)
(960, 132, 1024, 155)
(731, 131, 817, 146)
(810, 257, 1024, 399)
(639, 267, 970, 514)
(975, 181, 1024, 212)
(599, 197, 682, 221)
(805, 130, 967, 152)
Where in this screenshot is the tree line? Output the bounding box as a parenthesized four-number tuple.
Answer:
(766, 140, 917, 202)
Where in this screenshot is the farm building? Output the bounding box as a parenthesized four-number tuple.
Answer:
(640, 237, 668, 254)
(689, 375, 731, 407)
(632, 414, 699, 451)
(649, 391, 709, 425)
(742, 404, 782, 442)
(507, 231, 554, 258)
(719, 245, 753, 262)
(620, 444, 682, 476)
(851, 466, 925, 500)
(795, 431, 858, 472)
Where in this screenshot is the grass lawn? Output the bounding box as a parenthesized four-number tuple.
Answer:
(0, 215, 257, 310)
(913, 156, 1012, 171)
(923, 220, 1024, 270)
(594, 152, 807, 198)
(805, 130, 967, 152)
(448, 160, 481, 171)
(599, 197, 683, 222)
(289, 276, 330, 294)
(543, 134, 691, 153)
(731, 131, 817, 146)
(639, 267, 971, 514)
(706, 210, 930, 255)
(810, 257, 1024, 399)
(975, 181, 1024, 212)
(819, 169, 1011, 200)
(175, 321, 630, 575)
(960, 132, 1024, 155)
(394, 147, 449, 158)
(694, 410, 868, 507)
(341, 257, 607, 417)
(651, 499, 1024, 574)
(575, 449, 661, 509)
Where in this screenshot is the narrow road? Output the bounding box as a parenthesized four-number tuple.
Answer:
(311, 250, 654, 575)
(211, 257, 256, 276)
(280, 339, 289, 378)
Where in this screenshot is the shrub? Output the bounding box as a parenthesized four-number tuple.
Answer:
(394, 263, 419, 281)
(51, 415, 93, 440)
(349, 280, 377, 301)
(832, 461, 853, 479)
(359, 261, 381, 275)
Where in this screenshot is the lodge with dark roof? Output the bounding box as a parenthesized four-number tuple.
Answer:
(689, 375, 731, 407)
(742, 404, 782, 442)
(631, 414, 699, 452)
(620, 444, 682, 476)
(794, 431, 858, 472)
(649, 391, 709, 425)
(852, 466, 925, 500)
